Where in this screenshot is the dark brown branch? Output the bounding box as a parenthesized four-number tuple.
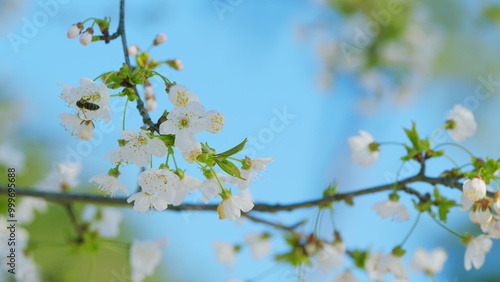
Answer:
(0, 174, 462, 212)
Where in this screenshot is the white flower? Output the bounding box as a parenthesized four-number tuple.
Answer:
(16, 254, 41, 282)
(446, 104, 477, 142)
(377, 253, 409, 281)
(333, 270, 358, 282)
(34, 162, 81, 192)
(79, 28, 93, 45)
(89, 174, 129, 197)
(371, 200, 410, 221)
(58, 78, 111, 122)
(17, 197, 47, 224)
(470, 208, 492, 225)
(230, 157, 274, 190)
(213, 241, 238, 269)
(463, 177, 486, 202)
(0, 143, 24, 170)
(127, 168, 180, 213)
(204, 110, 225, 133)
(365, 252, 386, 281)
(182, 141, 202, 164)
(244, 233, 271, 260)
(317, 242, 346, 272)
(200, 173, 231, 203)
(410, 248, 447, 275)
(494, 200, 500, 215)
(57, 162, 82, 190)
(348, 130, 379, 166)
(171, 174, 202, 206)
(130, 237, 168, 282)
(59, 113, 95, 140)
(464, 234, 492, 271)
(168, 85, 199, 107)
(153, 33, 167, 45)
(67, 23, 82, 39)
(128, 45, 140, 56)
(460, 193, 474, 212)
(482, 216, 500, 238)
(106, 130, 168, 167)
(82, 205, 123, 238)
(217, 194, 254, 221)
(159, 102, 209, 152)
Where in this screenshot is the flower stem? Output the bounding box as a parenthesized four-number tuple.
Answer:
(400, 212, 421, 247)
(122, 98, 128, 130)
(434, 142, 475, 158)
(443, 154, 460, 169)
(152, 71, 171, 84)
(429, 213, 463, 239)
(392, 161, 407, 193)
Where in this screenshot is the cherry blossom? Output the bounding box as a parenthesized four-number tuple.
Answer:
(130, 237, 168, 282)
(106, 130, 168, 167)
(58, 113, 95, 140)
(464, 234, 492, 271)
(82, 205, 123, 238)
(89, 174, 129, 197)
(410, 247, 447, 275)
(445, 104, 477, 142)
(348, 130, 379, 166)
(127, 168, 180, 212)
(168, 85, 200, 107)
(159, 102, 210, 152)
(217, 193, 254, 221)
(244, 233, 271, 260)
(213, 241, 238, 269)
(371, 199, 410, 222)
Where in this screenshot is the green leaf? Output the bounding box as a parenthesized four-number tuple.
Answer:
(433, 187, 457, 222)
(217, 139, 247, 158)
(215, 159, 244, 180)
(404, 122, 421, 149)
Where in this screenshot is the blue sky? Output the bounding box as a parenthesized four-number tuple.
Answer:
(1, 0, 500, 281)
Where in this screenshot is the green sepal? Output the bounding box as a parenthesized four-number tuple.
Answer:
(352, 249, 368, 269)
(157, 134, 175, 147)
(136, 52, 149, 67)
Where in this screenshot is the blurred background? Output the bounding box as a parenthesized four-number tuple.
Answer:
(0, 0, 500, 281)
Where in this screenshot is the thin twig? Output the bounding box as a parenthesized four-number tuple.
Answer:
(64, 204, 84, 243)
(242, 213, 296, 233)
(117, 0, 158, 132)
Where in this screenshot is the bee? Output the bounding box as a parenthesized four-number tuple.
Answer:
(76, 97, 100, 119)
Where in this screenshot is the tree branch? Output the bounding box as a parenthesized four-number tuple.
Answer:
(0, 174, 462, 212)
(119, 0, 158, 132)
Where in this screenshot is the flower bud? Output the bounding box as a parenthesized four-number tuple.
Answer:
(80, 28, 94, 46)
(166, 59, 184, 70)
(463, 177, 487, 202)
(144, 86, 154, 98)
(153, 33, 167, 45)
(128, 45, 140, 56)
(146, 97, 157, 111)
(67, 22, 83, 39)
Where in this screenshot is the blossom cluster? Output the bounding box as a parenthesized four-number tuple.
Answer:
(344, 103, 500, 277)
